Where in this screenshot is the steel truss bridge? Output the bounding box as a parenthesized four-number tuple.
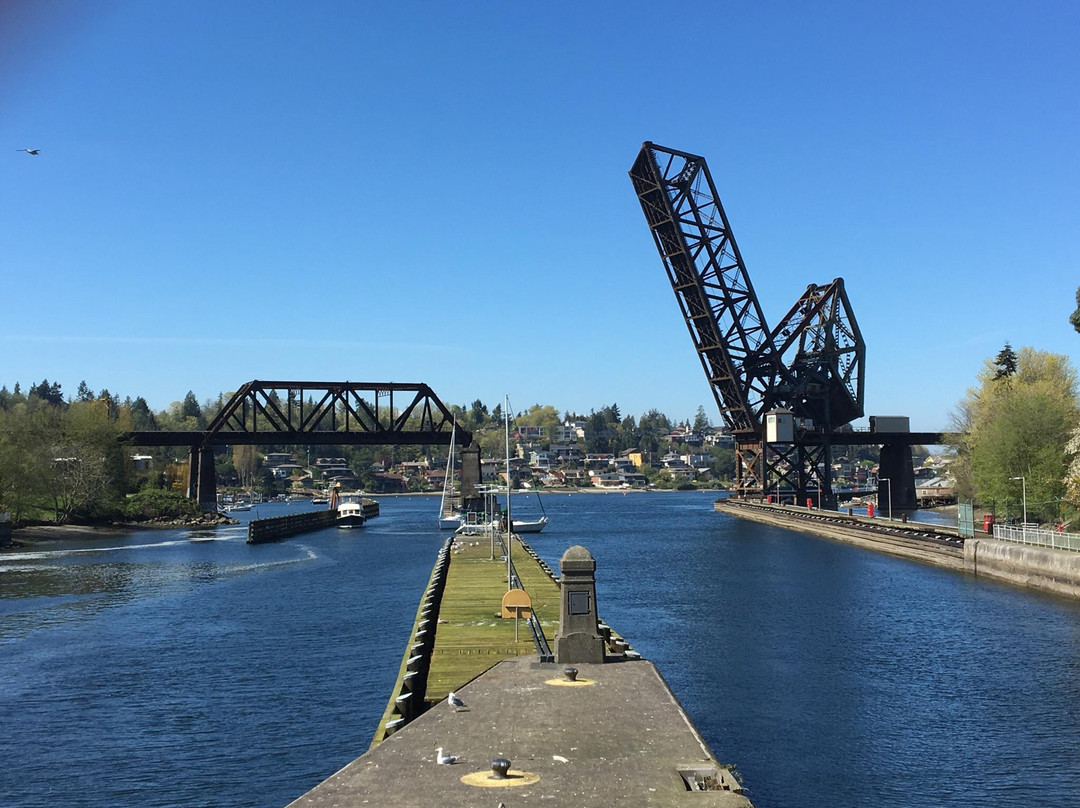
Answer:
(125, 381, 473, 508)
(630, 142, 950, 509)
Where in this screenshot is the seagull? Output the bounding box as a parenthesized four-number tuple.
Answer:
(436, 747, 458, 765)
(16, 148, 41, 155)
(448, 691, 467, 711)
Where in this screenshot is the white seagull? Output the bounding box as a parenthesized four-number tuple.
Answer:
(448, 691, 467, 711)
(436, 747, 458, 765)
(16, 148, 41, 155)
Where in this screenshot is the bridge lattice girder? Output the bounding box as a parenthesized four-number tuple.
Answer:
(629, 143, 780, 435)
(631, 142, 868, 501)
(770, 279, 865, 428)
(127, 381, 469, 448)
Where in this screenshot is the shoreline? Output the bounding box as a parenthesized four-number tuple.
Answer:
(8, 515, 238, 547)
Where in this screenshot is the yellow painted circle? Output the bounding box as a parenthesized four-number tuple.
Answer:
(460, 769, 540, 788)
(544, 677, 596, 687)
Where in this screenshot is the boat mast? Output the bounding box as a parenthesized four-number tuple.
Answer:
(438, 418, 456, 523)
(505, 394, 512, 591)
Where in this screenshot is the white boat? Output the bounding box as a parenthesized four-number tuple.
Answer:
(438, 420, 464, 529)
(335, 491, 366, 529)
(511, 515, 548, 533)
(229, 501, 252, 512)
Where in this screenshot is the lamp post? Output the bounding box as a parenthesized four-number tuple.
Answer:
(880, 477, 892, 521)
(1010, 476, 1027, 526)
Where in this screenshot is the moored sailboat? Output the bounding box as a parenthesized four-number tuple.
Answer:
(438, 420, 464, 530)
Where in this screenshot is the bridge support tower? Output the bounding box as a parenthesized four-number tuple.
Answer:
(878, 443, 917, 511)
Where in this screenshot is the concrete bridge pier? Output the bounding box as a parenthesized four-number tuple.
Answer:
(187, 446, 199, 500)
(878, 442, 917, 511)
(195, 446, 218, 511)
(459, 440, 483, 514)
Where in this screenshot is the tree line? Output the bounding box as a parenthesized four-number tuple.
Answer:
(0, 382, 728, 525)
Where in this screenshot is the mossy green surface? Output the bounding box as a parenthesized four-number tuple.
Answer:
(425, 535, 559, 703)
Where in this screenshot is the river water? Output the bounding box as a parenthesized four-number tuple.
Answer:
(3, 492, 1079, 807)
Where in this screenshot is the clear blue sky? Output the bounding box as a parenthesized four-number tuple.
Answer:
(3, 1, 1078, 432)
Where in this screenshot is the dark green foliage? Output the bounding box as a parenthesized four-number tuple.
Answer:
(1071, 287, 1080, 334)
(29, 379, 64, 406)
(122, 488, 202, 521)
(992, 342, 1017, 380)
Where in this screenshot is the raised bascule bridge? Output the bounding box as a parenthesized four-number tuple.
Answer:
(630, 142, 944, 511)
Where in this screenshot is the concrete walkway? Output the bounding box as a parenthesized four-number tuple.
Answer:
(287, 656, 751, 807)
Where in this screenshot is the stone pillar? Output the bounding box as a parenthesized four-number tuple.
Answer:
(187, 446, 199, 499)
(196, 446, 218, 511)
(555, 545, 605, 664)
(459, 440, 482, 514)
(879, 442, 917, 511)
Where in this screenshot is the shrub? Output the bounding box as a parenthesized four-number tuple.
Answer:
(122, 488, 202, 521)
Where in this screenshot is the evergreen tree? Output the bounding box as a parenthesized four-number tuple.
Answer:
(992, 342, 1018, 380)
(76, 380, 95, 402)
(1071, 286, 1080, 334)
(693, 405, 712, 433)
(181, 391, 203, 423)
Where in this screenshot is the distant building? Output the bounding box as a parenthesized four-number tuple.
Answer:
(130, 454, 153, 471)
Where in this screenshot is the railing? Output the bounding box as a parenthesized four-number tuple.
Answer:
(499, 534, 555, 663)
(993, 524, 1080, 553)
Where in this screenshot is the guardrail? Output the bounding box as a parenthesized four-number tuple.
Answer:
(993, 524, 1080, 553)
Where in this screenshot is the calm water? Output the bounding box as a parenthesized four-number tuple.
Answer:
(3, 493, 1079, 807)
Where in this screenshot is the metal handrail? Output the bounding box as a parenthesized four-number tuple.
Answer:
(993, 524, 1080, 553)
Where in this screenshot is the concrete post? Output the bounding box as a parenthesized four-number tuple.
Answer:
(555, 545, 605, 664)
(187, 445, 199, 499)
(879, 442, 917, 511)
(459, 440, 482, 515)
(196, 446, 218, 511)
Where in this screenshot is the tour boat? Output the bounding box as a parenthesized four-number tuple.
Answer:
(335, 491, 366, 529)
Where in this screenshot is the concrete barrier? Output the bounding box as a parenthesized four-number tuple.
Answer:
(966, 538, 1080, 600)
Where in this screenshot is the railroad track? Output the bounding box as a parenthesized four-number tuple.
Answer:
(724, 500, 966, 553)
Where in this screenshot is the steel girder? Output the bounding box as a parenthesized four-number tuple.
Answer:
(630, 143, 866, 503)
(127, 381, 469, 448)
(770, 280, 865, 428)
(630, 143, 781, 435)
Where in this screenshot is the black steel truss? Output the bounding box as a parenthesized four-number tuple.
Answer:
(630, 143, 780, 435)
(631, 142, 868, 503)
(127, 381, 469, 447)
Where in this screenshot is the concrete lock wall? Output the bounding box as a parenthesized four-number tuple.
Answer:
(966, 538, 1080, 600)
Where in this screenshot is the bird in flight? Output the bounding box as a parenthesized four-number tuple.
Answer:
(17, 148, 41, 155)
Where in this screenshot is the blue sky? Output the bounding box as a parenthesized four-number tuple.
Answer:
(3, 1, 1077, 431)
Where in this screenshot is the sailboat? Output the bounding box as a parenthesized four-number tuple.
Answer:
(438, 420, 464, 530)
(511, 491, 548, 533)
(504, 397, 548, 534)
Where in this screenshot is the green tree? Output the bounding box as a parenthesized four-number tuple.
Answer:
(992, 342, 1018, 380)
(950, 347, 1078, 521)
(1070, 286, 1080, 334)
(693, 405, 712, 434)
